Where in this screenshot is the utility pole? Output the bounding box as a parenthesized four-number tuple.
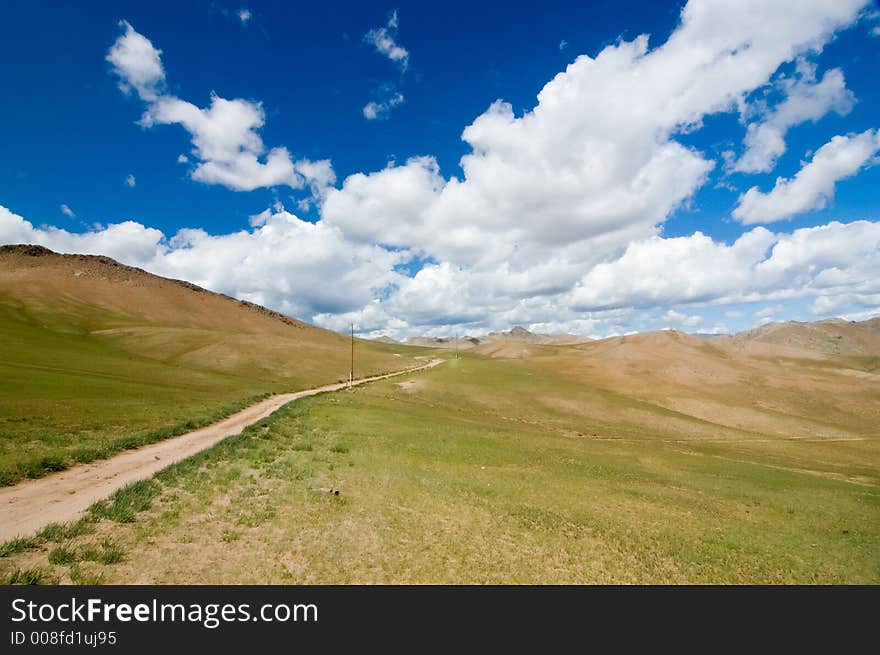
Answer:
(349, 323, 354, 389)
(455, 330, 459, 360)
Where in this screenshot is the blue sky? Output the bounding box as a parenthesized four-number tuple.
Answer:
(0, 1, 686, 235)
(1, 1, 879, 338)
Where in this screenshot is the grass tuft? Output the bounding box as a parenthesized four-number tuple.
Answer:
(80, 539, 125, 565)
(3, 567, 55, 585)
(0, 536, 40, 558)
(70, 564, 106, 585)
(89, 480, 159, 523)
(48, 544, 78, 566)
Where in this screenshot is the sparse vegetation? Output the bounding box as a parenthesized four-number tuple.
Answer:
(80, 540, 125, 565)
(1, 250, 877, 584)
(89, 480, 160, 523)
(0, 481, 138, 583)
(2, 353, 875, 584)
(69, 565, 106, 585)
(3, 567, 56, 585)
(47, 544, 78, 565)
(0, 537, 39, 558)
(0, 249, 434, 484)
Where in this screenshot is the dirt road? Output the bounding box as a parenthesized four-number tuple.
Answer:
(0, 359, 444, 541)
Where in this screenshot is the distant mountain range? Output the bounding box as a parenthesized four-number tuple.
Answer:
(394, 325, 593, 350)
(6, 244, 876, 366)
(386, 317, 880, 361)
(729, 317, 880, 358)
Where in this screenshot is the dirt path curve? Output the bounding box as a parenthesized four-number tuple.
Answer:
(0, 359, 444, 541)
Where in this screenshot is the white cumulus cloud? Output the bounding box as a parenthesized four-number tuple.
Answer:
(8, 1, 876, 339)
(3, 202, 879, 337)
(1, 205, 165, 266)
(364, 11, 409, 70)
(107, 21, 333, 200)
(0, 204, 402, 321)
(568, 220, 880, 314)
(733, 129, 880, 224)
(326, 0, 868, 272)
(105, 20, 166, 101)
(363, 92, 404, 120)
(732, 60, 856, 174)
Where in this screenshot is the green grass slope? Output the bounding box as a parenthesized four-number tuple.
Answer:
(4, 354, 876, 584)
(0, 245, 430, 484)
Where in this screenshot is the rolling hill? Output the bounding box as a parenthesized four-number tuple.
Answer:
(463, 323, 880, 446)
(0, 244, 428, 484)
(403, 325, 591, 352)
(484, 325, 592, 345)
(1, 247, 877, 583)
(5, 326, 877, 584)
(730, 318, 880, 358)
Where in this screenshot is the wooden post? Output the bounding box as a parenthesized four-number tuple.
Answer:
(349, 323, 354, 389)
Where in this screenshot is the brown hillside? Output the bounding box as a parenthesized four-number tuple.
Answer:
(0, 244, 418, 386)
(0, 244, 312, 335)
(405, 325, 591, 351)
(731, 318, 880, 357)
(521, 327, 880, 443)
(483, 325, 592, 346)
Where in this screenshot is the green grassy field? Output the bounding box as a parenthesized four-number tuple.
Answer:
(0, 298, 428, 485)
(4, 354, 877, 584)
